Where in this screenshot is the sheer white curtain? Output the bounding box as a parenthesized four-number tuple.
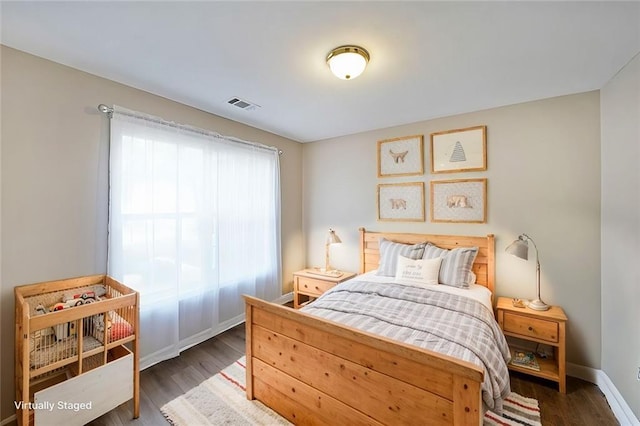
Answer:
(108, 106, 281, 367)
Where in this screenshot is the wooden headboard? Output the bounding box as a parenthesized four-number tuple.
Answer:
(358, 227, 495, 294)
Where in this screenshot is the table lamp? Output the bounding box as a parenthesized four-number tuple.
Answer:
(505, 233, 550, 311)
(325, 228, 342, 272)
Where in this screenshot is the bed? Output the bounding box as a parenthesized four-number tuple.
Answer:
(244, 228, 511, 425)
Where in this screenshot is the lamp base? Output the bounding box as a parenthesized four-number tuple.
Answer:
(528, 298, 550, 311)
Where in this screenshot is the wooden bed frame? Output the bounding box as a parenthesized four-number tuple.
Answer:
(244, 228, 495, 425)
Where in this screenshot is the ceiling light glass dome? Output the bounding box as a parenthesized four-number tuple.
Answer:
(326, 45, 370, 80)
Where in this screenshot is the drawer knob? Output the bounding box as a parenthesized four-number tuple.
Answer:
(315, 286, 320, 290)
(528, 326, 534, 331)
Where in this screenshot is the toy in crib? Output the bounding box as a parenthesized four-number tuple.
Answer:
(93, 312, 120, 343)
(49, 284, 107, 312)
(51, 300, 82, 311)
(93, 313, 112, 332)
(31, 304, 55, 349)
(42, 285, 108, 340)
(60, 284, 107, 306)
(91, 312, 133, 342)
(62, 284, 107, 301)
(32, 303, 65, 341)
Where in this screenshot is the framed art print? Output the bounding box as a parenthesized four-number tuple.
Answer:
(377, 135, 424, 177)
(430, 125, 486, 173)
(430, 178, 487, 223)
(377, 182, 425, 222)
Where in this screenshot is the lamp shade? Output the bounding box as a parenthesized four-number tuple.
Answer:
(326, 45, 370, 80)
(505, 237, 529, 260)
(326, 228, 342, 245)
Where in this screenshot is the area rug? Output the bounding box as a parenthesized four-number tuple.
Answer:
(161, 357, 542, 426)
(483, 393, 542, 426)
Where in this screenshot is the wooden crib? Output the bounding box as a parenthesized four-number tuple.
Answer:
(15, 274, 139, 426)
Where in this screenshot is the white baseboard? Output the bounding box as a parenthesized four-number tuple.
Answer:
(273, 291, 293, 304)
(568, 362, 639, 425)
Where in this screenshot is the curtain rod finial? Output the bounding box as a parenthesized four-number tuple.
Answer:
(98, 104, 113, 116)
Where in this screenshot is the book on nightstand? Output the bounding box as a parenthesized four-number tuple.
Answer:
(511, 350, 541, 371)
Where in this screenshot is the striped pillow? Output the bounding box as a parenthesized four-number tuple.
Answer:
(376, 238, 427, 277)
(423, 243, 479, 288)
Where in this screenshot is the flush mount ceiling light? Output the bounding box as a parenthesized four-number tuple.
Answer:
(326, 45, 370, 80)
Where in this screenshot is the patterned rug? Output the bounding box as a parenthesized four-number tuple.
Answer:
(161, 357, 542, 426)
(484, 393, 542, 426)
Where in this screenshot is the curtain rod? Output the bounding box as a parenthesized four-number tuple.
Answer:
(97, 104, 283, 155)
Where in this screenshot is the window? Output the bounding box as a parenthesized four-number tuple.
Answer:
(108, 106, 281, 366)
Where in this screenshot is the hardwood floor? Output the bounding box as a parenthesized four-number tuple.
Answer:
(510, 371, 619, 425)
(90, 323, 619, 426)
(88, 324, 245, 426)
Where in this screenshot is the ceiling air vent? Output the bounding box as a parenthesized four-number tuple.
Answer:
(227, 97, 261, 111)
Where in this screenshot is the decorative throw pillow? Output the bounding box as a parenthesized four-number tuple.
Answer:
(394, 255, 442, 287)
(423, 243, 479, 288)
(376, 238, 427, 277)
(109, 321, 133, 341)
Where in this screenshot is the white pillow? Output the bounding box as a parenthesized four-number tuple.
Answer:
(394, 255, 442, 287)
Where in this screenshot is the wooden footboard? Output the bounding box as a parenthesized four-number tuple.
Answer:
(244, 296, 484, 425)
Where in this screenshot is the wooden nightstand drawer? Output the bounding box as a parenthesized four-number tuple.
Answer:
(295, 276, 336, 297)
(503, 311, 558, 343)
(292, 269, 356, 309)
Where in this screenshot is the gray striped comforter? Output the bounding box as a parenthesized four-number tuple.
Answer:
(302, 279, 512, 412)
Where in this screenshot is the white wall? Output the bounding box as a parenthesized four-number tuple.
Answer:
(0, 46, 305, 421)
(303, 91, 601, 370)
(601, 52, 640, 420)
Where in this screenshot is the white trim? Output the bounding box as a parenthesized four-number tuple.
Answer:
(139, 345, 180, 371)
(568, 363, 639, 425)
(178, 314, 246, 354)
(273, 291, 293, 305)
(567, 362, 599, 382)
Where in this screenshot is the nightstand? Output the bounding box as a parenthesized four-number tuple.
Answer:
(496, 296, 568, 393)
(293, 269, 356, 309)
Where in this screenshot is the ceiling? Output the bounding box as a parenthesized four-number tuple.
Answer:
(2, 1, 639, 143)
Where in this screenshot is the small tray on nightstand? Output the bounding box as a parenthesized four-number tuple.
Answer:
(511, 298, 527, 308)
(306, 268, 344, 278)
